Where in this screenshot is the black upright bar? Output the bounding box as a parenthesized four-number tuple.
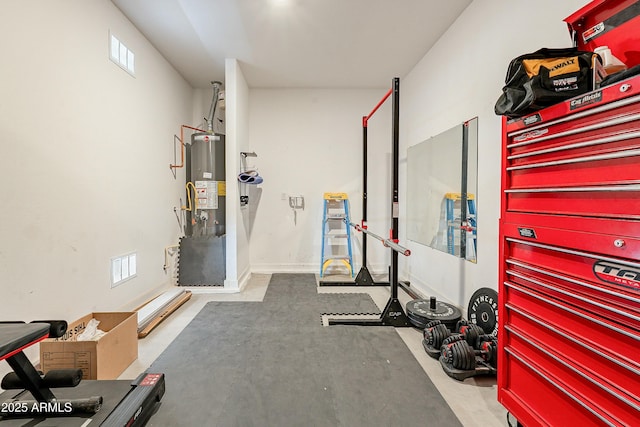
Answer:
(390, 77, 400, 300)
(362, 120, 368, 264)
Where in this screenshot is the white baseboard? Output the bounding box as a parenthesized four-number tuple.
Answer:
(250, 263, 317, 274)
(237, 266, 251, 291)
(250, 263, 390, 276)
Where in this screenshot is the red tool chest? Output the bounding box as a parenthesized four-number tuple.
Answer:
(498, 2, 640, 425)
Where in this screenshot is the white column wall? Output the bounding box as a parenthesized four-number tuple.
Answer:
(225, 59, 251, 289)
(399, 0, 591, 309)
(248, 89, 394, 274)
(0, 0, 193, 372)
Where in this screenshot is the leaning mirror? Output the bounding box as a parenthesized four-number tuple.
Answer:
(406, 117, 478, 262)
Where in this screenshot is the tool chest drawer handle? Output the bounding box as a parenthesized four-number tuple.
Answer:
(506, 259, 640, 305)
(505, 238, 640, 269)
(506, 148, 640, 171)
(507, 130, 640, 160)
(507, 269, 640, 324)
(504, 184, 640, 193)
(507, 113, 640, 149)
(507, 94, 640, 138)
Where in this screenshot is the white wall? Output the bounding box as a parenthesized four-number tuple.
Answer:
(225, 59, 251, 289)
(399, 0, 592, 309)
(0, 0, 192, 332)
(248, 89, 394, 274)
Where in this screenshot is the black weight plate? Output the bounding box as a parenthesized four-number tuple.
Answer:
(407, 312, 430, 330)
(406, 299, 462, 325)
(467, 287, 499, 336)
(407, 314, 427, 330)
(410, 313, 459, 333)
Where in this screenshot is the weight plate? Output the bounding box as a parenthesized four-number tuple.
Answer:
(408, 312, 457, 331)
(467, 287, 498, 336)
(407, 318, 426, 329)
(406, 299, 462, 331)
(406, 312, 428, 330)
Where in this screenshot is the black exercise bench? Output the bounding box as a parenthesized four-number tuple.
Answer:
(0, 321, 165, 426)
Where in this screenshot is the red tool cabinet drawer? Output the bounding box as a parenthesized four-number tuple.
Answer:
(501, 222, 640, 316)
(501, 221, 640, 273)
(500, 348, 614, 427)
(503, 81, 640, 219)
(507, 154, 640, 189)
(502, 282, 640, 427)
(504, 187, 640, 219)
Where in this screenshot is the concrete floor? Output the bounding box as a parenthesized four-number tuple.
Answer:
(120, 273, 507, 427)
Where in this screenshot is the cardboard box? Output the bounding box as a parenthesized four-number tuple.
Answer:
(40, 312, 138, 380)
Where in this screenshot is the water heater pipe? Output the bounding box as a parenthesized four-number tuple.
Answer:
(170, 124, 207, 170)
(207, 81, 223, 133)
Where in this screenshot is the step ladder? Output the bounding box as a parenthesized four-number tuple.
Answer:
(320, 192, 354, 277)
(445, 192, 477, 259)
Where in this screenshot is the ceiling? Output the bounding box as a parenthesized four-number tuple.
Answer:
(111, 0, 472, 89)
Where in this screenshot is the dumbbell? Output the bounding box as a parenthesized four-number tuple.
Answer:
(441, 333, 498, 371)
(476, 334, 498, 367)
(441, 335, 476, 371)
(425, 319, 486, 350)
(423, 320, 451, 349)
(455, 320, 485, 347)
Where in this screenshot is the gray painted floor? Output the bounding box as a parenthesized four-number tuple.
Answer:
(147, 274, 462, 427)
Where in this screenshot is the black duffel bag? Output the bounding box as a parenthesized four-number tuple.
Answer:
(494, 47, 600, 118)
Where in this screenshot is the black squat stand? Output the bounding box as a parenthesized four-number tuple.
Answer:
(328, 78, 412, 328)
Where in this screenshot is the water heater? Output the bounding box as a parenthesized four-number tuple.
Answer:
(186, 132, 225, 236)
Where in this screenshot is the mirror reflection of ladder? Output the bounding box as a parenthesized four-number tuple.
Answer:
(445, 192, 476, 258)
(320, 193, 354, 277)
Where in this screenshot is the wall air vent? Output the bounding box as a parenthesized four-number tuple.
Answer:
(111, 252, 137, 288)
